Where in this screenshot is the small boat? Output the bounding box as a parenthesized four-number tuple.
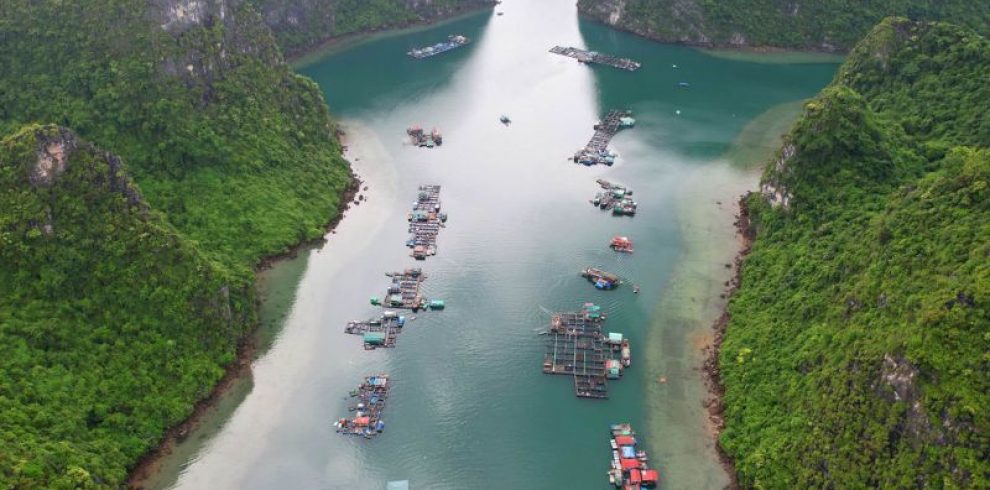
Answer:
(609, 236, 634, 253)
(500, 115, 511, 125)
(497, 11, 504, 16)
(431, 128, 442, 145)
(678, 81, 690, 87)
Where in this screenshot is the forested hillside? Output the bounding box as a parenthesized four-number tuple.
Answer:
(253, 0, 495, 56)
(577, 0, 990, 51)
(0, 0, 351, 487)
(720, 18, 990, 488)
(0, 0, 351, 268)
(0, 125, 256, 488)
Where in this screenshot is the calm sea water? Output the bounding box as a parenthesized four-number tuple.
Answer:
(146, 1, 838, 489)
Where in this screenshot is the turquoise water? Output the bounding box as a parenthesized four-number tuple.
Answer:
(147, 1, 838, 489)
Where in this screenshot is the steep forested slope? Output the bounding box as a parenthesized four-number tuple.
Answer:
(0, 1, 353, 487)
(0, 126, 255, 488)
(253, 0, 495, 56)
(720, 18, 989, 488)
(578, 0, 990, 52)
(0, 0, 351, 268)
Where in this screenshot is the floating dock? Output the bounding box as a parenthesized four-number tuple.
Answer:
(550, 46, 641, 71)
(582, 267, 622, 290)
(407, 126, 442, 147)
(334, 374, 390, 438)
(608, 423, 659, 488)
(408, 35, 470, 59)
(371, 268, 429, 311)
(592, 179, 637, 216)
(344, 311, 406, 350)
(574, 110, 635, 166)
(542, 303, 631, 399)
(406, 185, 447, 259)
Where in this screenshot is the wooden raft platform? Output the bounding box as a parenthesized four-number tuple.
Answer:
(542, 303, 630, 399)
(334, 374, 390, 438)
(406, 185, 447, 260)
(549, 46, 641, 71)
(379, 268, 428, 311)
(344, 312, 405, 350)
(573, 110, 633, 166)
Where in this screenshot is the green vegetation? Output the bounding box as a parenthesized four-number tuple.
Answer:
(0, 125, 255, 488)
(578, 0, 990, 51)
(254, 0, 492, 55)
(0, 1, 351, 487)
(720, 18, 989, 488)
(0, 0, 351, 269)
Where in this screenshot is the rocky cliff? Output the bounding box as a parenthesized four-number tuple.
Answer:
(254, 0, 497, 55)
(577, 0, 990, 52)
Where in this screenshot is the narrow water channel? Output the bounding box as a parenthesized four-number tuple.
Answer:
(145, 1, 839, 488)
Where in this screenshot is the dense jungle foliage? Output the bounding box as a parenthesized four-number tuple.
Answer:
(253, 0, 493, 55)
(0, 126, 255, 488)
(720, 18, 990, 488)
(0, 0, 351, 269)
(0, 0, 351, 487)
(578, 0, 990, 51)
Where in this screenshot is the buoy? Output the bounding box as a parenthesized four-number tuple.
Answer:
(675, 110, 682, 115)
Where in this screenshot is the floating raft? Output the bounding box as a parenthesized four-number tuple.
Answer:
(542, 303, 631, 399)
(408, 35, 470, 59)
(550, 46, 641, 71)
(574, 110, 635, 166)
(407, 126, 442, 147)
(582, 267, 622, 290)
(344, 311, 406, 350)
(608, 423, 659, 488)
(334, 374, 390, 438)
(406, 185, 447, 260)
(374, 268, 429, 311)
(592, 179, 637, 216)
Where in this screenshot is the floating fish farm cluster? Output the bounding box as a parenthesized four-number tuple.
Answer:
(406, 185, 447, 260)
(406, 126, 442, 148)
(344, 311, 405, 350)
(608, 424, 659, 488)
(542, 303, 632, 399)
(408, 35, 470, 59)
(592, 179, 638, 216)
(574, 110, 636, 166)
(549, 46, 641, 71)
(334, 375, 390, 438)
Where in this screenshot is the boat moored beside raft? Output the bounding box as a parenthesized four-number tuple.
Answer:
(582, 267, 622, 290)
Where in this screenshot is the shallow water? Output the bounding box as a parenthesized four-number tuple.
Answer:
(145, 1, 837, 489)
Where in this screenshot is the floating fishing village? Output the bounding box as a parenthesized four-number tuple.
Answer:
(542, 303, 632, 399)
(574, 110, 636, 166)
(326, 30, 661, 489)
(593, 179, 638, 216)
(407, 35, 470, 59)
(608, 424, 660, 488)
(406, 185, 446, 260)
(406, 126, 442, 148)
(550, 45, 642, 71)
(334, 375, 390, 438)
